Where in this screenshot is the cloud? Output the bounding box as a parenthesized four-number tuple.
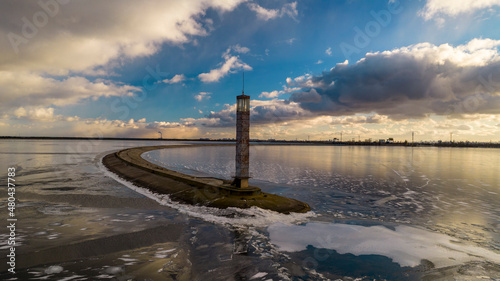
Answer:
(198, 47, 252, 83)
(325, 47, 332, 56)
(289, 38, 500, 119)
(248, 3, 279, 21)
(289, 88, 322, 103)
(13, 107, 58, 122)
(281, 2, 299, 21)
(195, 92, 211, 101)
(248, 1, 298, 21)
(259, 90, 281, 99)
(1, 112, 199, 138)
(183, 99, 312, 127)
(259, 84, 301, 98)
(1, 105, 497, 141)
(163, 74, 186, 84)
(145, 121, 194, 129)
(232, 44, 250, 54)
(251, 99, 312, 124)
(286, 74, 316, 87)
(420, 0, 500, 21)
(315, 60, 324, 64)
(0, 0, 246, 113)
(223, 45, 251, 56)
(1, 0, 246, 74)
(330, 114, 388, 125)
(0, 72, 139, 110)
(436, 124, 472, 130)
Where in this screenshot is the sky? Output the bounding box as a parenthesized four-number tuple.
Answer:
(1, 0, 500, 142)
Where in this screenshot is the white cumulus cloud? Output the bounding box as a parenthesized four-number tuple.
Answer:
(232, 44, 250, 54)
(163, 74, 186, 84)
(198, 47, 252, 83)
(195, 92, 211, 101)
(248, 1, 298, 21)
(420, 0, 500, 21)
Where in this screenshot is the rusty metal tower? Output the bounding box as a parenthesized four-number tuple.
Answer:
(234, 74, 250, 188)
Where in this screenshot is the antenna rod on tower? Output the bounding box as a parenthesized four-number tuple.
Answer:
(242, 71, 245, 95)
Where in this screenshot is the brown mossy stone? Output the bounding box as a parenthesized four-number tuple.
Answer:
(102, 145, 311, 214)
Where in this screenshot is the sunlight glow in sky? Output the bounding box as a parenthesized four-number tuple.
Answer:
(1, 0, 500, 141)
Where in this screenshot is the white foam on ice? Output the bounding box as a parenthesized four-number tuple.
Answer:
(118, 258, 137, 262)
(104, 266, 122, 274)
(58, 275, 85, 281)
(99, 156, 315, 228)
(250, 272, 268, 279)
(268, 222, 500, 268)
(95, 275, 113, 279)
(157, 248, 176, 254)
(44, 265, 63, 274)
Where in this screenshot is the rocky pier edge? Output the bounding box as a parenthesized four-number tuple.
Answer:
(102, 144, 311, 214)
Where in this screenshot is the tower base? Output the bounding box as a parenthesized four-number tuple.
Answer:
(232, 177, 249, 188)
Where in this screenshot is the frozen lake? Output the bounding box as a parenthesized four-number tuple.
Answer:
(144, 145, 499, 234)
(0, 139, 499, 280)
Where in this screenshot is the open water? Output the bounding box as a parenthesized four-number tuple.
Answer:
(1, 139, 499, 280)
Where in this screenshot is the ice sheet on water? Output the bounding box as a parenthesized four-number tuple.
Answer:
(268, 222, 500, 268)
(37, 205, 77, 215)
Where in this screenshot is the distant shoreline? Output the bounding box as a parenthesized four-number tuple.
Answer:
(0, 136, 499, 148)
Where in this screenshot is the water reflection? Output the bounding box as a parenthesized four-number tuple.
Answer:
(145, 144, 500, 250)
(1, 140, 499, 280)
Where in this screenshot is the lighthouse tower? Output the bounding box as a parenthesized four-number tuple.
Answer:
(234, 77, 250, 188)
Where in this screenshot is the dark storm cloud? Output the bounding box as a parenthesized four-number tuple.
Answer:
(198, 100, 312, 127)
(251, 101, 312, 124)
(290, 41, 500, 119)
(204, 110, 235, 127)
